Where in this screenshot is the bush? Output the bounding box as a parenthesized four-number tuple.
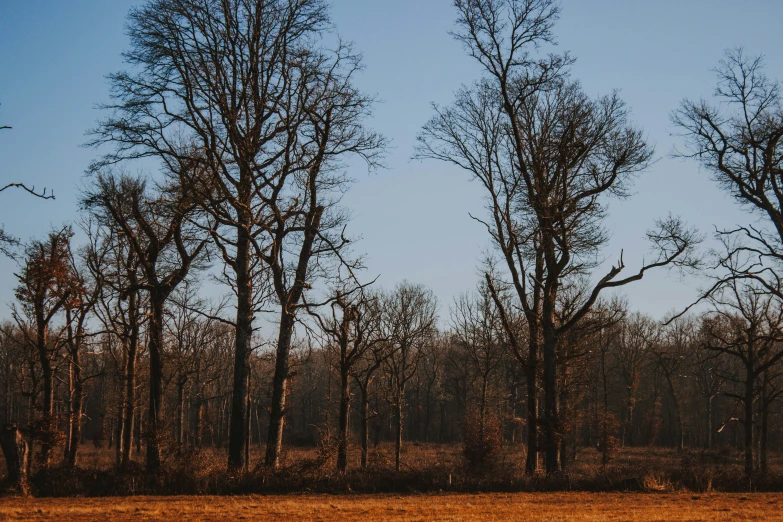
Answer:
(462, 409, 502, 472)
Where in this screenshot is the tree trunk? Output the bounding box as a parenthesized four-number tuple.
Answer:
(146, 295, 165, 472)
(542, 304, 560, 474)
(706, 395, 713, 450)
(760, 375, 769, 474)
(228, 224, 253, 471)
(0, 424, 27, 490)
(525, 341, 539, 474)
(265, 310, 295, 468)
(38, 354, 54, 468)
(359, 384, 370, 469)
(64, 329, 83, 466)
(135, 412, 142, 454)
(395, 382, 405, 472)
(337, 367, 350, 472)
(120, 284, 139, 469)
(65, 375, 83, 466)
(64, 361, 73, 461)
(121, 345, 136, 468)
(245, 387, 251, 473)
(193, 398, 203, 448)
(114, 403, 123, 466)
(176, 378, 185, 452)
(744, 366, 754, 477)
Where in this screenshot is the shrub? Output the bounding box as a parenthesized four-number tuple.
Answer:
(462, 409, 502, 472)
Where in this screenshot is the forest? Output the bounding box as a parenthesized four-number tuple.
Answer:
(1, 0, 783, 498)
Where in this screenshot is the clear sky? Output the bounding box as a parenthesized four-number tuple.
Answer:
(1, 1, 782, 323)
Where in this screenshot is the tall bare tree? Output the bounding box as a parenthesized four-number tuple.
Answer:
(83, 173, 209, 471)
(418, 0, 700, 472)
(91, 0, 384, 471)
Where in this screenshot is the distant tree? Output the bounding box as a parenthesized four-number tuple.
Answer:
(85, 222, 145, 468)
(613, 313, 657, 447)
(12, 227, 77, 468)
(61, 236, 103, 466)
(350, 311, 395, 469)
(451, 282, 505, 448)
(701, 277, 783, 476)
(165, 283, 224, 452)
(312, 287, 385, 472)
(689, 320, 729, 449)
(655, 315, 696, 451)
(383, 282, 437, 471)
(83, 172, 209, 471)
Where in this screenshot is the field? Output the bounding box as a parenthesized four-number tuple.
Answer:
(0, 492, 782, 521)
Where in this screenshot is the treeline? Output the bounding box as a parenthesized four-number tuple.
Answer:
(3, 273, 783, 481)
(1, 0, 783, 493)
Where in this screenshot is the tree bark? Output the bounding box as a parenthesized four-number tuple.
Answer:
(359, 385, 370, 469)
(395, 383, 405, 472)
(38, 356, 54, 468)
(760, 378, 769, 473)
(542, 298, 560, 473)
(337, 367, 350, 472)
(265, 310, 295, 468)
(744, 363, 754, 477)
(146, 295, 165, 472)
(228, 223, 253, 472)
(64, 370, 83, 466)
(176, 377, 186, 452)
(121, 328, 137, 469)
(526, 342, 539, 474)
(0, 423, 27, 490)
(706, 395, 713, 450)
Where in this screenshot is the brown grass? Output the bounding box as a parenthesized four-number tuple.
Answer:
(0, 492, 782, 521)
(10, 443, 783, 496)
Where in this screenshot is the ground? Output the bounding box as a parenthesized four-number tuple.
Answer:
(0, 493, 782, 521)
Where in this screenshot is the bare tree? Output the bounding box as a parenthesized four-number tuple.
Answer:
(350, 309, 394, 469)
(702, 277, 783, 476)
(383, 282, 437, 471)
(91, 0, 384, 471)
(61, 238, 103, 466)
(86, 223, 146, 468)
(655, 315, 696, 451)
(613, 313, 657, 447)
(451, 282, 505, 447)
(418, 0, 700, 473)
(165, 283, 227, 452)
(83, 172, 209, 471)
(12, 227, 76, 468)
(689, 320, 728, 450)
(312, 287, 385, 472)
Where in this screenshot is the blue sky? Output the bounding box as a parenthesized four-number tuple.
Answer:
(1, 1, 782, 322)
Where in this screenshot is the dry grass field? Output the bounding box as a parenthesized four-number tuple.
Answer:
(0, 492, 782, 521)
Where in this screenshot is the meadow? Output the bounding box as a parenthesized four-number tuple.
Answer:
(1, 492, 782, 521)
